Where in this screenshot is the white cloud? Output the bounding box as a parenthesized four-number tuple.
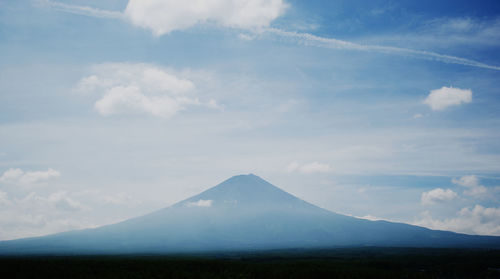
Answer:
(286, 161, 333, 174)
(452, 175, 487, 197)
(185, 199, 213, 207)
(20, 191, 87, 212)
(44, 0, 287, 36)
(0, 210, 95, 240)
(415, 205, 500, 236)
(0, 211, 88, 240)
(413, 113, 424, 119)
(124, 0, 288, 36)
(452, 175, 479, 188)
(421, 188, 457, 205)
(0, 191, 92, 240)
(46, 191, 88, 212)
(357, 214, 385, 221)
(94, 85, 196, 118)
(76, 63, 217, 118)
(0, 168, 60, 186)
(0, 191, 11, 206)
(423, 86, 472, 111)
(0, 168, 23, 182)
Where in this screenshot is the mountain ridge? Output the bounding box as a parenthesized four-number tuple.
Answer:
(1, 174, 499, 255)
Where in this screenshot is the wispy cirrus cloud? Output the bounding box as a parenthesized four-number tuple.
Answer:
(41, 1, 500, 71)
(359, 17, 500, 50)
(260, 28, 500, 71)
(417, 17, 500, 47)
(39, 0, 123, 19)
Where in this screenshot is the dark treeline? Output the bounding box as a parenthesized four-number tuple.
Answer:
(2, 248, 500, 279)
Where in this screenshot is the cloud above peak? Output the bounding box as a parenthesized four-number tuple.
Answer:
(125, 0, 288, 36)
(423, 86, 472, 111)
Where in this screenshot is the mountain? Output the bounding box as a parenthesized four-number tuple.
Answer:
(1, 174, 499, 254)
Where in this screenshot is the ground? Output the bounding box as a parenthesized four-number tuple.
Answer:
(2, 247, 500, 278)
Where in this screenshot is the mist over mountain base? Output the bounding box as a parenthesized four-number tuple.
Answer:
(2, 247, 500, 279)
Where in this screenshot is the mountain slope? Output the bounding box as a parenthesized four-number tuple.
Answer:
(1, 174, 499, 254)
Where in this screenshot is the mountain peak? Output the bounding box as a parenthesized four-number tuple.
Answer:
(226, 173, 258, 179)
(177, 173, 305, 208)
(223, 173, 263, 185)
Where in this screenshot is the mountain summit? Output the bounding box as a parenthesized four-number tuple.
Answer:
(176, 174, 319, 209)
(1, 174, 499, 254)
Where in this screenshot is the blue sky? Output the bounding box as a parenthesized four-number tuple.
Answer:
(1, 0, 500, 240)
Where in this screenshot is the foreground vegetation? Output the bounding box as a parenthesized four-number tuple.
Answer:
(2, 247, 500, 278)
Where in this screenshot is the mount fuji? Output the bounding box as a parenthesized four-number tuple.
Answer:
(1, 174, 499, 254)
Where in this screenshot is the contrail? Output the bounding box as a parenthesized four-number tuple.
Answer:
(41, 0, 123, 19)
(41, 1, 500, 71)
(262, 28, 500, 71)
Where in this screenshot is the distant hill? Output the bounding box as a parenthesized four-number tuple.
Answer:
(1, 174, 499, 254)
